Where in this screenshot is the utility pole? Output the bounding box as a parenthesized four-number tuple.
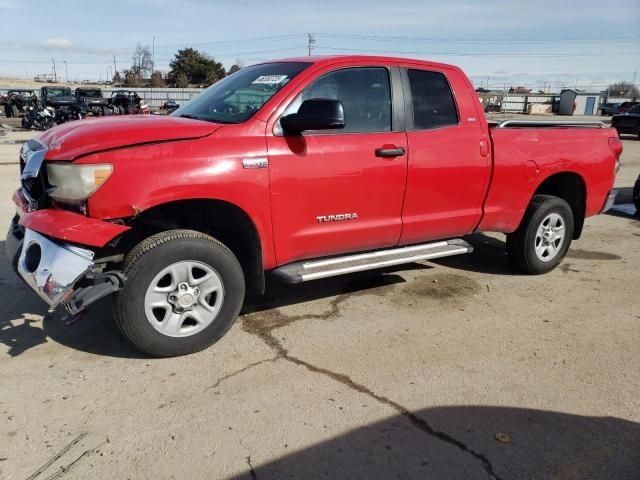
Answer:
(307, 33, 316, 56)
(152, 36, 156, 72)
(52, 58, 57, 82)
(113, 55, 118, 78)
(63, 60, 68, 83)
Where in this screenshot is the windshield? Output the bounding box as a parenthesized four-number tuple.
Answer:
(627, 104, 640, 114)
(48, 88, 71, 97)
(80, 89, 101, 98)
(172, 62, 310, 124)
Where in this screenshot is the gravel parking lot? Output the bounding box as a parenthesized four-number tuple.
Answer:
(1, 117, 639, 479)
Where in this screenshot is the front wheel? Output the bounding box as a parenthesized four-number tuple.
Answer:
(113, 230, 245, 357)
(507, 195, 574, 274)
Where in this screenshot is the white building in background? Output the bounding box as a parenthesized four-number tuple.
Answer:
(558, 89, 603, 116)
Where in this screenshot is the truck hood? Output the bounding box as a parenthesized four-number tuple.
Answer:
(38, 115, 222, 160)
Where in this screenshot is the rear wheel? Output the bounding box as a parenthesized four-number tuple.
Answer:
(113, 230, 245, 357)
(507, 195, 574, 274)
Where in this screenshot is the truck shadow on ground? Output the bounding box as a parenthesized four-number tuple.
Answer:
(229, 406, 640, 480)
(430, 234, 517, 276)
(0, 229, 596, 358)
(0, 232, 537, 358)
(0, 240, 143, 358)
(0, 245, 432, 358)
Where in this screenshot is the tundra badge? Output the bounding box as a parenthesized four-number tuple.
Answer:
(316, 213, 359, 223)
(242, 158, 269, 169)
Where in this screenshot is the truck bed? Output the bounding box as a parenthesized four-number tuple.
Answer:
(480, 121, 618, 234)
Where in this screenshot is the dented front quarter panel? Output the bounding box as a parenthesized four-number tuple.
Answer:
(19, 208, 130, 247)
(80, 120, 277, 268)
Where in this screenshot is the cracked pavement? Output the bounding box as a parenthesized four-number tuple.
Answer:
(1, 121, 639, 479)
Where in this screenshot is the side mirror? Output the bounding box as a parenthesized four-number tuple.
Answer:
(280, 98, 345, 134)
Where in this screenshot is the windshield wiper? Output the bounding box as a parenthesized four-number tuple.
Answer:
(177, 113, 201, 120)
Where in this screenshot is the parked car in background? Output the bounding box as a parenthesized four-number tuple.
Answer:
(612, 104, 640, 138)
(1, 89, 38, 117)
(75, 87, 109, 115)
(617, 101, 639, 114)
(599, 102, 621, 115)
(7, 55, 622, 357)
(109, 90, 150, 114)
(161, 99, 180, 113)
(40, 86, 76, 109)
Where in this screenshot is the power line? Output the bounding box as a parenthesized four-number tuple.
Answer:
(0, 47, 305, 65)
(315, 46, 635, 57)
(315, 32, 640, 44)
(156, 34, 307, 50)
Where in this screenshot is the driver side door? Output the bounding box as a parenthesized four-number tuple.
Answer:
(266, 64, 408, 265)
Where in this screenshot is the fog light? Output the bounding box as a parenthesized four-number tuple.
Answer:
(24, 242, 41, 273)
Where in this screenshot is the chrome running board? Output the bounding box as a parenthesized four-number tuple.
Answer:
(272, 239, 473, 283)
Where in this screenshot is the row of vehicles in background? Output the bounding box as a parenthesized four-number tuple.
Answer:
(599, 101, 639, 116)
(0, 87, 151, 130)
(609, 101, 640, 213)
(612, 104, 640, 139)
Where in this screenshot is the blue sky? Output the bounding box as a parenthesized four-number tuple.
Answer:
(0, 0, 638, 91)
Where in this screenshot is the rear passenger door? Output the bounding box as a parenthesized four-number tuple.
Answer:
(399, 65, 491, 244)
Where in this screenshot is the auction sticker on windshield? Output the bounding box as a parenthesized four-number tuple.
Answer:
(252, 75, 288, 85)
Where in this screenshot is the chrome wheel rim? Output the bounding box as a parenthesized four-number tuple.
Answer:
(534, 213, 566, 262)
(144, 260, 224, 337)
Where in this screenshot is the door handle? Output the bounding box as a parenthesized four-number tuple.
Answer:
(479, 139, 489, 157)
(375, 146, 406, 158)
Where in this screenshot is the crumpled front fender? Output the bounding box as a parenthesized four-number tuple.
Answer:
(19, 208, 130, 247)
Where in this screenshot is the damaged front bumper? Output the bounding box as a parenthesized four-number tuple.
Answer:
(6, 217, 124, 315)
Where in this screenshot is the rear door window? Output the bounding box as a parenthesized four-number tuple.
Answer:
(407, 69, 458, 130)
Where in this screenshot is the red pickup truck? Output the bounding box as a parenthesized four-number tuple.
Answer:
(7, 56, 622, 357)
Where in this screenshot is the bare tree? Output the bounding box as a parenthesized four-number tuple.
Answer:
(607, 81, 639, 98)
(123, 69, 143, 87)
(132, 43, 153, 79)
(175, 72, 189, 88)
(149, 70, 165, 87)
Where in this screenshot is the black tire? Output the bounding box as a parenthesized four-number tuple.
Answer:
(112, 230, 245, 357)
(506, 195, 574, 274)
(4, 105, 12, 118)
(633, 177, 640, 213)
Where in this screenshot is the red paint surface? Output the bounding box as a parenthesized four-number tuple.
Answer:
(25, 55, 616, 267)
(37, 115, 220, 160)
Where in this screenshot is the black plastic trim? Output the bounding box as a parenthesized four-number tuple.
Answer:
(389, 66, 406, 133)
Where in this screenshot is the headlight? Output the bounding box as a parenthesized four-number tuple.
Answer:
(46, 163, 112, 201)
